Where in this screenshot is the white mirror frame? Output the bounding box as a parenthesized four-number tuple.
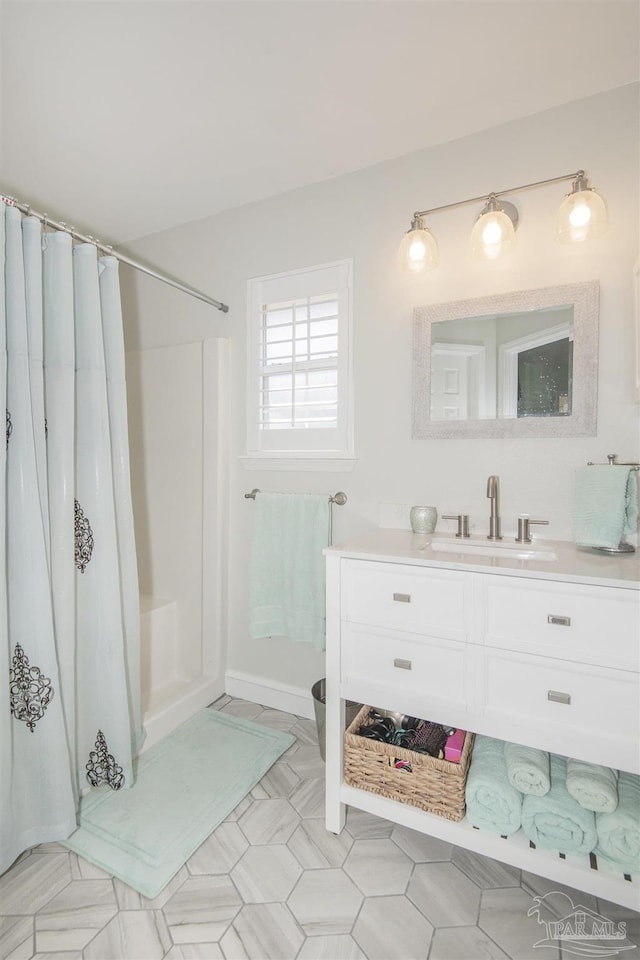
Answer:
(412, 280, 599, 440)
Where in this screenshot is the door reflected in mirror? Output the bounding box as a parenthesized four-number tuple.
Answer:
(430, 305, 574, 421)
(413, 281, 599, 440)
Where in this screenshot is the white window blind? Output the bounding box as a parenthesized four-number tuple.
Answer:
(247, 260, 353, 458)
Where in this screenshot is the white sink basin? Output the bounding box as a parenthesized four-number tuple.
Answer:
(423, 539, 558, 562)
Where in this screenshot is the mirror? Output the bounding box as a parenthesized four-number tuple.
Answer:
(412, 281, 599, 439)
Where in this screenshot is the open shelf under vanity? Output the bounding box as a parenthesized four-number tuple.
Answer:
(340, 783, 638, 911)
(323, 531, 640, 913)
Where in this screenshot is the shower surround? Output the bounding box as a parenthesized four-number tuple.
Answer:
(126, 338, 228, 749)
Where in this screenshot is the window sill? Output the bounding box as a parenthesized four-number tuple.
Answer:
(239, 455, 358, 472)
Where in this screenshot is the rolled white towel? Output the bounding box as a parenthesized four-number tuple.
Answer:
(566, 759, 618, 813)
(504, 741, 550, 797)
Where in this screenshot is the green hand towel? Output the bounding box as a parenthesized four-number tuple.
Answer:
(521, 754, 597, 854)
(595, 771, 640, 872)
(249, 493, 330, 651)
(465, 735, 522, 836)
(504, 741, 551, 797)
(573, 465, 638, 550)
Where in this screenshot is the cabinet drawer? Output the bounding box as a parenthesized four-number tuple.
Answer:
(483, 577, 640, 671)
(341, 623, 468, 716)
(343, 560, 468, 640)
(482, 649, 639, 765)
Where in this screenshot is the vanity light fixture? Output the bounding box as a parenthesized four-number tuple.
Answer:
(400, 170, 608, 273)
(470, 196, 518, 261)
(397, 216, 439, 273)
(555, 172, 609, 243)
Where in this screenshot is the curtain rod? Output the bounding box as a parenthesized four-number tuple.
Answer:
(1, 194, 229, 312)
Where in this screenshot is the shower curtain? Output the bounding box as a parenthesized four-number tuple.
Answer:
(0, 201, 143, 875)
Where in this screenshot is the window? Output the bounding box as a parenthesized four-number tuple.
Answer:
(246, 260, 353, 461)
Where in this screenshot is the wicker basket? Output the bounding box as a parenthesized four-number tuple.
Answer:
(344, 705, 474, 821)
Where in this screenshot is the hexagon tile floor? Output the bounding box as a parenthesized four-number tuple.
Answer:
(1, 696, 638, 960)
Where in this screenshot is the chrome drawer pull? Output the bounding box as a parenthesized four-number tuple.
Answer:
(547, 614, 571, 627)
(547, 690, 571, 705)
(393, 658, 412, 670)
(393, 593, 411, 603)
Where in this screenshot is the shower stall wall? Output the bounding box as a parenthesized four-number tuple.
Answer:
(125, 337, 228, 749)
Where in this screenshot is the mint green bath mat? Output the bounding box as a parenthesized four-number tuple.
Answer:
(64, 708, 295, 898)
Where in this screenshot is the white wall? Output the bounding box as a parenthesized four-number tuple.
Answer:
(121, 84, 640, 703)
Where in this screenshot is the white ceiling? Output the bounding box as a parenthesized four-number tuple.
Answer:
(1, 1, 638, 244)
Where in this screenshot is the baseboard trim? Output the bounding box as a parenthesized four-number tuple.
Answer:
(225, 670, 315, 720)
(142, 676, 224, 751)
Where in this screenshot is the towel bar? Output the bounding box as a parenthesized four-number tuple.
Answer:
(586, 453, 639, 469)
(244, 488, 347, 505)
(245, 488, 348, 547)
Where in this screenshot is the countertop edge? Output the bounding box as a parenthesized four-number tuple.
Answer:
(325, 531, 640, 589)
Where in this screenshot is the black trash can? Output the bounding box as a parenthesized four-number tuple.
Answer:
(311, 678, 360, 761)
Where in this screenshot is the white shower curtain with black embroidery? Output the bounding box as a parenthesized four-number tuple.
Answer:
(0, 201, 143, 875)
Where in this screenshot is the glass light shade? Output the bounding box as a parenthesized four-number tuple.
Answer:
(398, 225, 439, 274)
(470, 209, 516, 260)
(556, 188, 608, 243)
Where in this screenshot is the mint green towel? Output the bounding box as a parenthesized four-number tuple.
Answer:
(249, 493, 329, 651)
(465, 735, 522, 836)
(521, 754, 597, 853)
(573, 465, 638, 550)
(595, 771, 640, 872)
(566, 758, 618, 813)
(504, 741, 550, 797)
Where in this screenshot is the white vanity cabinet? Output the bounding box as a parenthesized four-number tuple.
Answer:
(479, 576, 640, 773)
(340, 561, 472, 723)
(324, 531, 640, 910)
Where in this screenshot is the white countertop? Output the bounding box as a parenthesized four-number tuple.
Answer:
(325, 529, 640, 589)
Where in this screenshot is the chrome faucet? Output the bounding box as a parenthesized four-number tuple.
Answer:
(486, 475, 502, 540)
